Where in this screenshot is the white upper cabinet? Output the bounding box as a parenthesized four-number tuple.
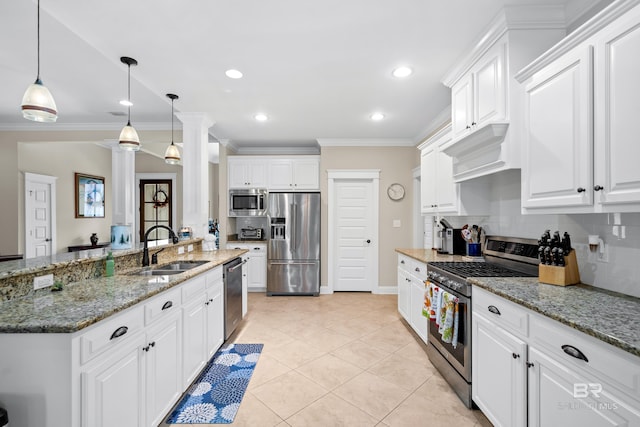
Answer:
(451, 42, 506, 141)
(419, 124, 489, 216)
(517, 0, 640, 213)
(228, 158, 268, 189)
(442, 6, 566, 182)
(228, 155, 320, 191)
(268, 157, 320, 190)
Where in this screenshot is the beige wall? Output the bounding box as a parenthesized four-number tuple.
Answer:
(19, 142, 113, 253)
(0, 129, 191, 255)
(320, 146, 420, 288)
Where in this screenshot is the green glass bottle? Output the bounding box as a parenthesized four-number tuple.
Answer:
(105, 252, 115, 277)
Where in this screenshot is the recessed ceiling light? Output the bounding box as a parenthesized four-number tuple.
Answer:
(392, 66, 413, 78)
(225, 69, 243, 79)
(370, 112, 385, 121)
(254, 113, 268, 122)
(119, 99, 133, 106)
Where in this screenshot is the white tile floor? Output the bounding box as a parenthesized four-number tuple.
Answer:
(162, 292, 492, 426)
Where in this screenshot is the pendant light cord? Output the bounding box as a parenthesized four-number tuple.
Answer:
(171, 98, 174, 144)
(37, 0, 40, 79)
(127, 63, 131, 125)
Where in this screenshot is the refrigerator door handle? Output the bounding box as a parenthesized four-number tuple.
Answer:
(269, 261, 317, 265)
(290, 203, 297, 249)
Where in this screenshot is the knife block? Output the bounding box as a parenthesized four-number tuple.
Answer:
(538, 249, 580, 286)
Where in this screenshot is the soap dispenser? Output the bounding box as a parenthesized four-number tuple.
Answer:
(105, 252, 115, 277)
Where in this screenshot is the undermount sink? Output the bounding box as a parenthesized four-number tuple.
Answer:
(130, 260, 210, 276)
(136, 269, 185, 276)
(158, 260, 210, 271)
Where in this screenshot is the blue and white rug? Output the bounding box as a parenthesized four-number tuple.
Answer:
(166, 343, 264, 424)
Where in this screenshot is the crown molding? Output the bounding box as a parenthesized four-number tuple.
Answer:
(0, 121, 178, 132)
(317, 138, 414, 147)
(442, 5, 566, 87)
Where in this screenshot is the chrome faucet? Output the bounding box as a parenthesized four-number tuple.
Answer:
(142, 225, 179, 267)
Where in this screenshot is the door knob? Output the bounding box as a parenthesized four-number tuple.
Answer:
(45, 238, 51, 242)
(594, 185, 603, 191)
(366, 239, 371, 244)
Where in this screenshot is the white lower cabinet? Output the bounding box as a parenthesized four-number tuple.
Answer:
(182, 292, 208, 387)
(226, 243, 266, 293)
(397, 254, 428, 343)
(82, 331, 146, 427)
(205, 268, 225, 359)
(473, 286, 640, 427)
(472, 312, 527, 427)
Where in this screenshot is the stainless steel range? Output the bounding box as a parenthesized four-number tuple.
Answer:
(426, 235, 539, 408)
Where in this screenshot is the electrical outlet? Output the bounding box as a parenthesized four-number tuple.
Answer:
(177, 246, 185, 255)
(187, 244, 193, 252)
(33, 274, 54, 290)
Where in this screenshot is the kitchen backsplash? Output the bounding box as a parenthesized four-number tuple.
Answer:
(441, 169, 640, 299)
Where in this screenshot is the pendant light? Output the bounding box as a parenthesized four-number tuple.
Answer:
(21, 0, 57, 122)
(164, 94, 181, 164)
(118, 56, 140, 151)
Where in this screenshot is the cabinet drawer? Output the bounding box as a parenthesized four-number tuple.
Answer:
(144, 287, 181, 325)
(181, 276, 206, 302)
(410, 260, 428, 281)
(530, 314, 640, 403)
(473, 287, 528, 337)
(398, 254, 412, 272)
(80, 305, 144, 365)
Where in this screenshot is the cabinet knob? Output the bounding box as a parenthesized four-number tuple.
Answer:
(400, 260, 405, 264)
(512, 353, 520, 359)
(471, 122, 477, 126)
(465, 125, 471, 130)
(594, 185, 603, 191)
(527, 362, 535, 368)
(577, 187, 586, 193)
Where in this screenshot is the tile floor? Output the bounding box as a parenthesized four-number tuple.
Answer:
(163, 292, 492, 426)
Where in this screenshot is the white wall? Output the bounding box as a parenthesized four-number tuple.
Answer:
(442, 169, 640, 298)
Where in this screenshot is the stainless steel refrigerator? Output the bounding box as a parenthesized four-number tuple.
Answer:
(267, 192, 320, 296)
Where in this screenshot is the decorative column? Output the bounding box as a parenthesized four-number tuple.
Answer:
(176, 113, 214, 237)
(110, 140, 136, 244)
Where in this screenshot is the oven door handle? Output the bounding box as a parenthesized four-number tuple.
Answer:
(487, 305, 501, 316)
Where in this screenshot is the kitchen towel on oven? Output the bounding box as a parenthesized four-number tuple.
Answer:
(425, 282, 441, 321)
(438, 291, 459, 348)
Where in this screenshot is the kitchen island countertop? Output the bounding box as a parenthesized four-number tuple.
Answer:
(395, 248, 466, 263)
(0, 249, 246, 334)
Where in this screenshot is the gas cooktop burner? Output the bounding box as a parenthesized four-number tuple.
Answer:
(428, 262, 537, 279)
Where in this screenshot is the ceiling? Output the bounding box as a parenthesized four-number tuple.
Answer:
(0, 0, 603, 152)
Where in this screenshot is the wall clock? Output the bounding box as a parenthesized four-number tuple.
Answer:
(387, 183, 405, 201)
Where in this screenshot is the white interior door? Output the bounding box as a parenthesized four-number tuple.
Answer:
(25, 173, 56, 258)
(331, 175, 378, 292)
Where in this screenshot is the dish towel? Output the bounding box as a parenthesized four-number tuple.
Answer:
(422, 280, 430, 318)
(438, 291, 459, 346)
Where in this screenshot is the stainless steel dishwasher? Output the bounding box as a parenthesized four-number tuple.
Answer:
(223, 257, 244, 340)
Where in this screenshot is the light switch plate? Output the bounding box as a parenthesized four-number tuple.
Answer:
(33, 274, 54, 290)
(393, 220, 401, 228)
(177, 246, 185, 255)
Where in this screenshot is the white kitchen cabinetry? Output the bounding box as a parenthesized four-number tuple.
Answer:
(473, 311, 527, 427)
(228, 157, 268, 189)
(473, 286, 640, 427)
(181, 281, 208, 387)
(518, 1, 640, 213)
(82, 331, 146, 427)
(268, 157, 320, 190)
(442, 7, 565, 182)
(397, 254, 428, 343)
(227, 155, 320, 191)
(418, 124, 489, 216)
(227, 243, 266, 293)
(451, 42, 506, 141)
(205, 267, 225, 358)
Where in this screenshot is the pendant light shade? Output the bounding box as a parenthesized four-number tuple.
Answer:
(164, 93, 181, 165)
(22, 0, 57, 122)
(119, 56, 140, 151)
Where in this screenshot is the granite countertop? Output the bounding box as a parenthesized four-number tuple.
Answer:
(469, 277, 640, 358)
(0, 249, 246, 334)
(0, 238, 204, 280)
(395, 248, 466, 263)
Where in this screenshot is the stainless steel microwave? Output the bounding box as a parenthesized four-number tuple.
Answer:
(229, 188, 268, 216)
